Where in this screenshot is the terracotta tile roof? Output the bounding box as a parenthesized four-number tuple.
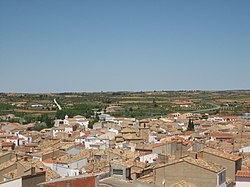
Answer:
(183, 157, 224, 173)
(9, 122, 20, 126)
(203, 148, 242, 161)
(153, 143, 164, 148)
(123, 134, 142, 140)
(156, 156, 224, 173)
(210, 132, 233, 139)
(2, 142, 14, 147)
(43, 158, 55, 164)
(8, 136, 18, 140)
(18, 159, 60, 181)
(58, 149, 93, 164)
(121, 127, 136, 133)
(169, 180, 197, 187)
(184, 131, 193, 135)
(219, 115, 240, 120)
(111, 160, 134, 168)
(171, 136, 185, 141)
(3, 169, 17, 179)
(0, 158, 16, 170)
(236, 169, 250, 178)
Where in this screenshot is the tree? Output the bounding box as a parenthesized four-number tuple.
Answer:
(88, 115, 99, 129)
(187, 118, 194, 131)
(34, 122, 47, 131)
(39, 114, 53, 128)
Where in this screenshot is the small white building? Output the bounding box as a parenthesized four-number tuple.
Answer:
(99, 114, 115, 122)
(75, 136, 85, 144)
(51, 127, 65, 137)
(236, 169, 250, 187)
(139, 153, 158, 163)
(149, 134, 158, 143)
(84, 136, 109, 150)
(239, 146, 250, 153)
(43, 158, 87, 177)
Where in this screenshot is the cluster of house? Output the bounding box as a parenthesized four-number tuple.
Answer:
(0, 112, 250, 187)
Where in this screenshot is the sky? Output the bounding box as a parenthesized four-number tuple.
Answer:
(0, 0, 250, 93)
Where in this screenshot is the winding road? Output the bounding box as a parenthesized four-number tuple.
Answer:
(54, 98, 62, 110)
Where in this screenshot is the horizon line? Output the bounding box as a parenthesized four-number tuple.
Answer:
(1, 89, 250, 94)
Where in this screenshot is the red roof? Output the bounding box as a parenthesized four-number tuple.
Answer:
(204, 148, 241, 161)
(82, 131, 90, 136)
(43, 158, 58, 164)
(153, 143, 164, 148)
(219, 115, 240, 120)
(2, 142, 14, 147)
(184, 131, 193, 135)
(8, 137, 18, 140)
(236, 169, 250, 178)
(172, 136, 186, 141)
(10, 123, 20, 126)
(194, 120, 204, 125)
(210, 132, 233, 139)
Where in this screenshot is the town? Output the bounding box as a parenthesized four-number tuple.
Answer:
(1, 0, 250, 186)
(0, 91, 250, 187)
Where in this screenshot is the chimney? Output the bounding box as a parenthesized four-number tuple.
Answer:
(31, 167, 35, 175)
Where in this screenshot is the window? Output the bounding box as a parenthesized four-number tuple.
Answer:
(113, 169, 123, 175)
(218, 171, 226, 185)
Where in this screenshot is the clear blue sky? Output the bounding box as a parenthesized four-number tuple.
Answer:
(1, 0, 250, 93)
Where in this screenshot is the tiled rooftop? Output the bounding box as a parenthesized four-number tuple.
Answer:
(183, 157, 224, 173)
(169, 180, 197, 187)
(156, 156, 224, 173)
(0, 158, 16, 170)
(203, 147, 242, 161)
(236, 169, 250, 178)
(3, 169, 17, 180)
(18, 159, 60, 181)
(58, 149, 95, 164)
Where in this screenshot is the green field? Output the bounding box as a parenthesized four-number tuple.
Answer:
(0, 91, 250, 124)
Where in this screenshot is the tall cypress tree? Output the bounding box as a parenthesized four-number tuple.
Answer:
(187, 118, 194, 131)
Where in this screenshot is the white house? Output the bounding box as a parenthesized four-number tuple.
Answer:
(43, 161, 84, 177)
(99, 114, 115, 122)
(84, 136, 109, 150)
(55, 115, 89, 129)
(51, 127, 65, 137)
(65, 126, 73, 133)
(239, 146, 250, 153)
(207, 117, 226, 122)
(236, 169, 250, 187)
(75, 136, 85, 144)
(139, 153, 158, 163)
(43, 154, 88, 177)
(148, 134, 158, 143)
